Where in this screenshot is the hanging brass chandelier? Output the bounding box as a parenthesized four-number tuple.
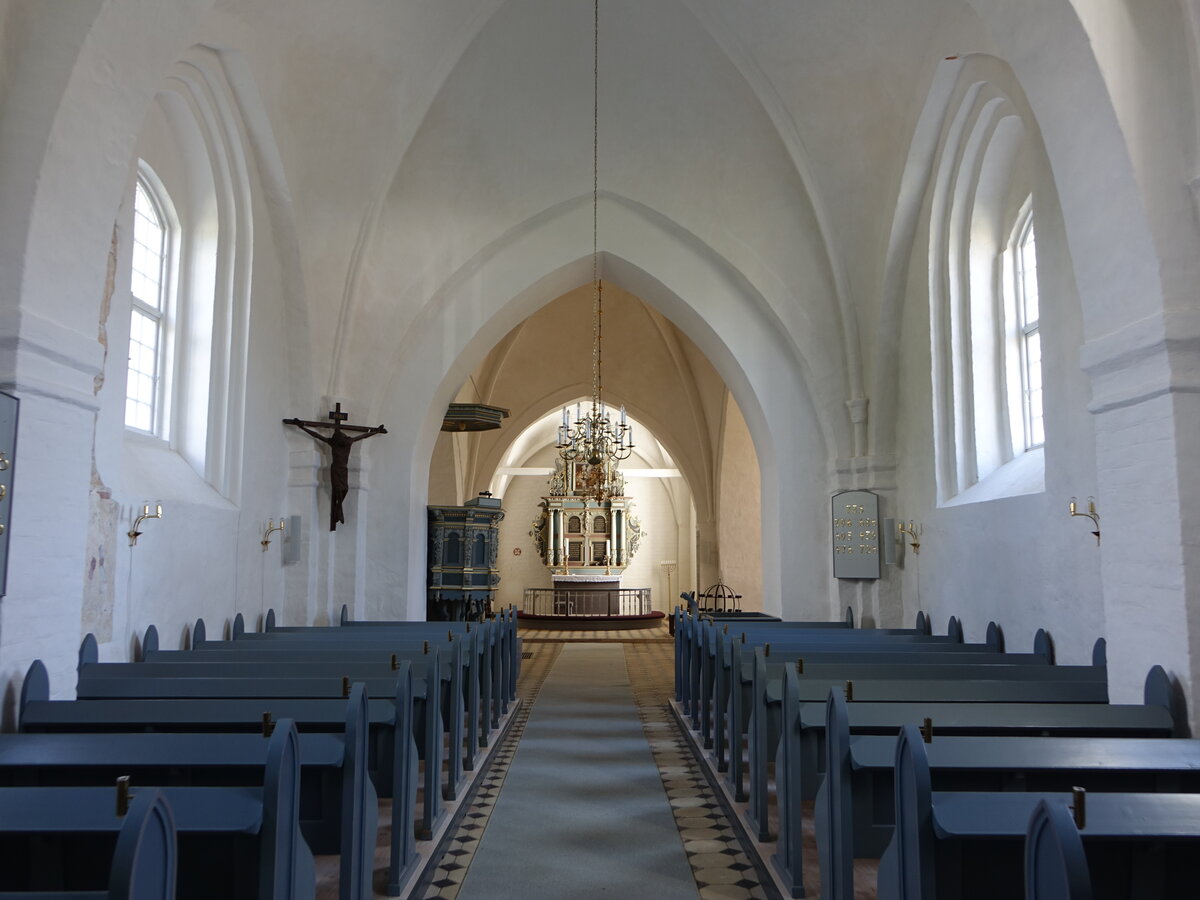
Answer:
(557, 0, 634, 467)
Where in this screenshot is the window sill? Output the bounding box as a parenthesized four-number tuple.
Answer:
(123, 430, 231, 509)
(940, 446, 1045, 508)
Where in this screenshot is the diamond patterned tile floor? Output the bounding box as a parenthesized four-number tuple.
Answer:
(409, 639, 778, 899)
(321, 635, 780, 898)
(625, 641, 780, 900)
(409, 643, 562, 899)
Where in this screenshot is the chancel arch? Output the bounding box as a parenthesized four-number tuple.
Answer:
(469, 403, 701, 614)
(366, 195, 829, 621)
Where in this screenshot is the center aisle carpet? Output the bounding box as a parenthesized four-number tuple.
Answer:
(455, 643, 699, 899)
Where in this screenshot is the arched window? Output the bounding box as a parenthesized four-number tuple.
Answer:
(125, 173, 176, 434)
(925, 72, 1047, 504)
(1012, 210, 1043, 449)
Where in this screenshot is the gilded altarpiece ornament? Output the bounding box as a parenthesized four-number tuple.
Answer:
(529, 458, 643, 574)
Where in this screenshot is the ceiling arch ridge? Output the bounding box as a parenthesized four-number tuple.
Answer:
(342, 191, 593, 421)
(469, 325, 527, 408)
(678, 0, 865, 415)
(640, 301, 716, 506)
(355, 189, 845, 461)
(325, 0, 508, 402)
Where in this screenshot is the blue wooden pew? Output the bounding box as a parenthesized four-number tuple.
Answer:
(693, 613, 959, 743)
(673, 606, 847, 708)
(261, 609, 508, 730)
(769, 666, 1177, 898)
(0, 787, 175, 899)
(332, 605, 519, 710)
(722, 625, 1034, 818)
(192, 620, 480, 771)
(819, 681, 1199, 900)
(113, 626, 463, 780)
(71, 653, 445, 854)
(192, 615, 490, 748)
(734, 629, 1085, 807)
(876, 725, 1200, 900)
(715, 619, 1032, 779)
(677, 607, 867, 717)
(148, 623, 460, 806)
(17, 662, 369, 899)
(739, 640, 1106, 853)
(21, 672, 419, 897)
(0, 707, 314, 900)
(261, 606, 516, 713)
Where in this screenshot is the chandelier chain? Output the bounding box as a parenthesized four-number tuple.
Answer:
(592, 0, 600, 410)
(556, 0, 633, 477)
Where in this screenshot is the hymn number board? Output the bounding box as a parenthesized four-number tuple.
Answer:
(831, 490, 880, 580)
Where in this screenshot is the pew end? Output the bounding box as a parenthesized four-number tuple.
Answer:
(191, 618, 207, 647)
(18, 660, 50, 728)
(877, 724, 936, 900)
(985, 621, 1005, 652)
(142, 624, 159, 657)
(260, 718, 315, 900)
(389, 660, 420, 895)
(946, 615, 964, 643)
(109, 788, 178, 900)
(340, 604, 350, 626)
(1025, 798, 1093, 900)
(342, 682, 379, 900)
(79, 632, 100, 669)
(1144, 665, 1187, 737)
(914, 610, 930, 635)
(844, 606, 855, 628)
(265, 608, 276, 632)
(1091, 637, 1106, 668)
(232, 612, 246, 639)
(1034, 629, 1056, 664)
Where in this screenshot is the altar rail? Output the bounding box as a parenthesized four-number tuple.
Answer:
(522, 588, 652, 617)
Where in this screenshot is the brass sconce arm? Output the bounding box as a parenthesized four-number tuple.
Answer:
(261, 518, 285, 551)
(1069, 496, 1100, 545)
(128, 502, 163, 547)
(897, 520, 922, 555)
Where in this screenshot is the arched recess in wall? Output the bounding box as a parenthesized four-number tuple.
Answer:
(872, 54, 1073, 474)
(360, 196, 831, 622)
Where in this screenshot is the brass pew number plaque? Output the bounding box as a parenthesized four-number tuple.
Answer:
(832, 490, 880, 580)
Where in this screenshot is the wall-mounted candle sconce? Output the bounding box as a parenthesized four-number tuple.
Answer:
(1069, 496, 1100, 545)
(897, 520, 922, 555)
(128, 502, 163, 547)
(261, 518, 285, 551)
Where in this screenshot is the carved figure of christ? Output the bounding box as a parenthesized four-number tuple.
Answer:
(283, 404, 387, 531)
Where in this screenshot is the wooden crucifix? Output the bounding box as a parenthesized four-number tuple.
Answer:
(283, 403, 387, 531)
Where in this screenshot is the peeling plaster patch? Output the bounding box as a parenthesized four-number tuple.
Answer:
(94, 225, 117, 396)
(82, 225, 119, 641)
(82, 493, 117, 642)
